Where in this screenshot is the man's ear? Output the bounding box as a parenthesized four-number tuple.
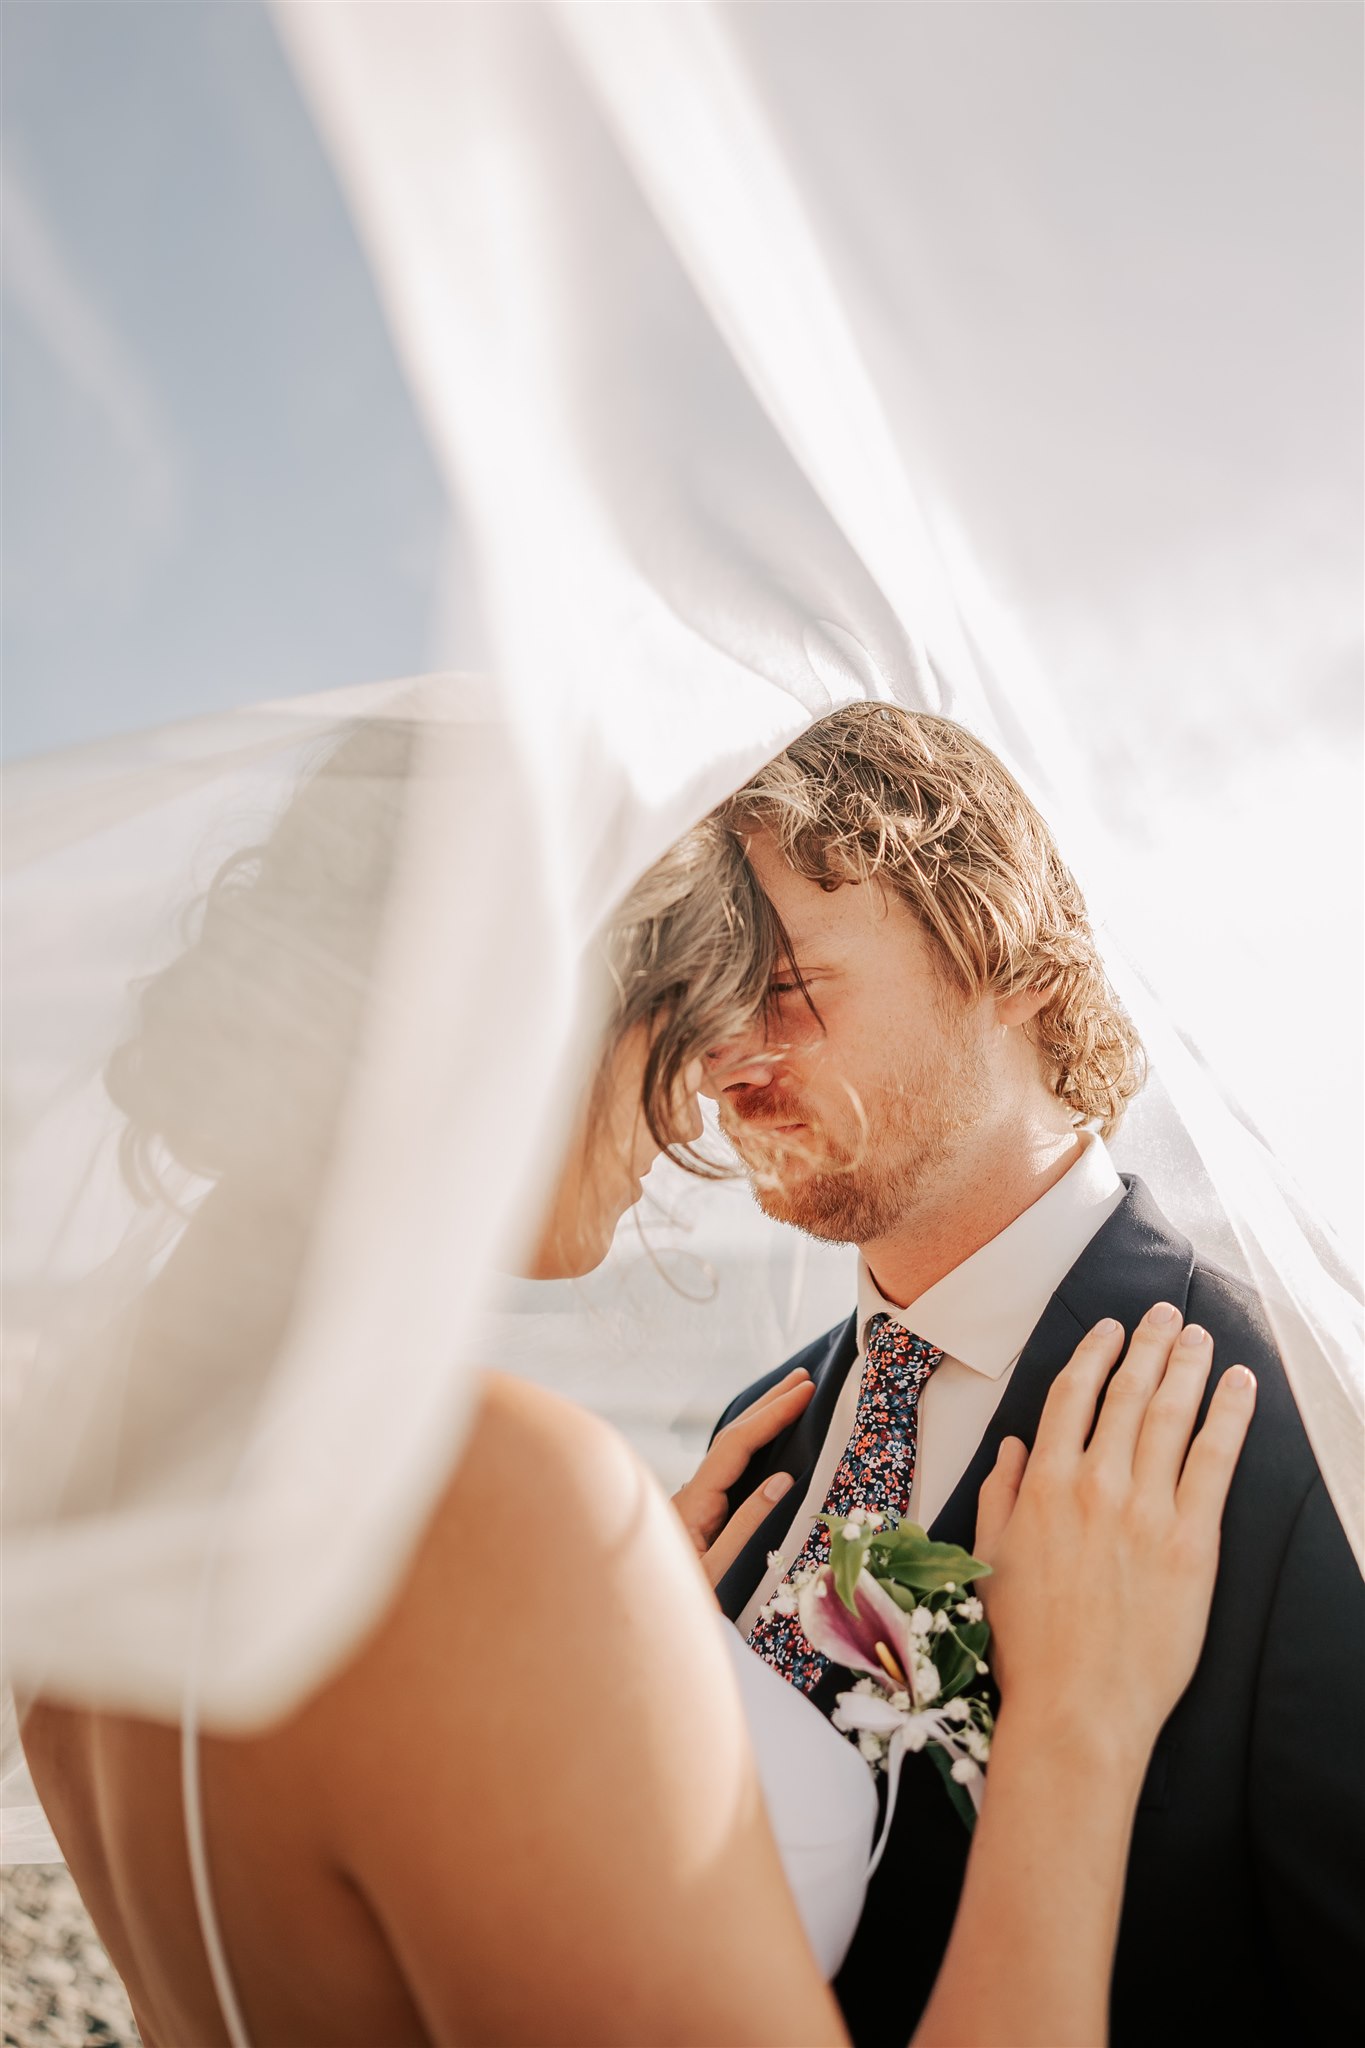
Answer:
(996, 985, 1050, 1029)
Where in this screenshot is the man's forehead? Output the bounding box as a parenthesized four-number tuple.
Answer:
(743, 827, 899, 951)
(780, 891, 900, 960)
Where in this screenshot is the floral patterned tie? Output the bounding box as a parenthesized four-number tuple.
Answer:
(747, 1313, 943, 1695)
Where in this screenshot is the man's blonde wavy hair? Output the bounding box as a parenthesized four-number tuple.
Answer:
(720, 704, 1144, 1137)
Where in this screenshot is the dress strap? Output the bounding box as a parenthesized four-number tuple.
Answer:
(181, 1700, 253, 2048)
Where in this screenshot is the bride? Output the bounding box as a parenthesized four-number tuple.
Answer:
(18, 736, 1254, 2047)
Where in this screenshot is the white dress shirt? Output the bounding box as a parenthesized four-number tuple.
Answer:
(736, 1133, 1124, 1638)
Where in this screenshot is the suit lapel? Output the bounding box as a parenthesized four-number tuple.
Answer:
(928, 1291, 1088, 1549)
(715, 1312, 860, 1622)
(929, 1175, 1197, 1548)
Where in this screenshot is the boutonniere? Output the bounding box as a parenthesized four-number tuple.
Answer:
(762, 1508, 994, 1860)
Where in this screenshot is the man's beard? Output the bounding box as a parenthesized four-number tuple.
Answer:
(720, 1034, 990, 1246)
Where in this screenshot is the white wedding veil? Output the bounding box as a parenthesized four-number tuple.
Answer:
(4, 0, 1360, 1866)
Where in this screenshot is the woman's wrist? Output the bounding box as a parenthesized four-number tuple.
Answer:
(990, 1694, 1154, 1794)
(918, 1684, 1149, 2048)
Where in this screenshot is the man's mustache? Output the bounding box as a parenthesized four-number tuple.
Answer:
(720, 1088, 813, 1132)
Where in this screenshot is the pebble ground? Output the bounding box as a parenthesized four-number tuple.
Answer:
(2, 1866, 139, 2047)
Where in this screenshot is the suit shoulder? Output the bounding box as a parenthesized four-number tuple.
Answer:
(784, 1314, 858, 1381)
(1186, 1255, 1326, 1510)
(1186, 1256, 1303, 1420)
(1187, 1256, 1277, 1354)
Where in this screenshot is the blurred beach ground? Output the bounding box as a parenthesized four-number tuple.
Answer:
(1, 1866, 139, 2047)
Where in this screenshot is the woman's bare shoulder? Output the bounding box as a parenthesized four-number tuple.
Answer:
(388, 1372, 656, 1646)
(305, 1371, 681, 1752)
(436, 1369, 648, 1539)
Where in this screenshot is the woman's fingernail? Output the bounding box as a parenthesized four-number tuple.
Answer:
(1149, 1302, 1180, 1325)
(1177, 1323, 1208, 1348)
(1227, 1366, 1256, 1394)
(1095, 1317, 1122, 1338)
(764, 1472, 794, 1502)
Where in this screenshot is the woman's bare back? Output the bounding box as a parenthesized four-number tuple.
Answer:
(20, 1374, 840, 2048)
(22, 1690, 429, 2047)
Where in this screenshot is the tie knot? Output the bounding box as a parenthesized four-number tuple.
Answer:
(864, 1311, 943, 1387)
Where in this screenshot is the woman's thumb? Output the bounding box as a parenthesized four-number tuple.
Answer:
(702, 1471, 794, 1588)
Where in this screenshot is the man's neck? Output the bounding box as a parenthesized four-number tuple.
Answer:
(861, 1122, 1084, 1310)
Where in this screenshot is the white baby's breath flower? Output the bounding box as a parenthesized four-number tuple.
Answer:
(909, 1608, 934, 1636)
(965, 1728, 991, 1764)
(840, 1522, 863, 1541)
(769, 1591, 797, 1617)
(932, 1611, 950, 1633)
(902, 1719, 929, 1753)
(891, 1690, 911, 1713)
(975, 1660, 989, 1676)
(955, 1597, 984, 1623)
(944, 1698, 971, 1723)
(944, 1582, 957, 1594)
(914, 1660, 941, 1705)
(951, 1757, 982, 1787)
(858, 1731, 885, 1764)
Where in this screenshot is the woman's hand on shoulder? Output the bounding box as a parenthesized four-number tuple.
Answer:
(974, 1307, 1256, 1757)
(671, 1368, 815, 1586)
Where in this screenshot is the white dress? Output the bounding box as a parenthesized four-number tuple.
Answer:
(719, 1618, 878, 1981)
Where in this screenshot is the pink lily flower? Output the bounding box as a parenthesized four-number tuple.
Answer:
(797, 1565, 928, 1703)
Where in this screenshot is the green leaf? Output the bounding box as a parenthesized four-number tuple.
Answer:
(818, 1516, 875, 1611)
(928, 1741, 979, 1834)
(957, 1621, 990, 1663)
(870, 1518, 931, 1559)
(935, 1618, 992, 1700)
(871, 1524, 992, 1594)
(934, 1634, 973, 1697)
(881, 1581, 924, 1615)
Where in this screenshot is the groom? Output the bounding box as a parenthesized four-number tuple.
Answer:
(703, 706, 1363, 2047)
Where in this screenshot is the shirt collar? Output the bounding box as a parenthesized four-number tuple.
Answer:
(856, 1132, 1124, 1379)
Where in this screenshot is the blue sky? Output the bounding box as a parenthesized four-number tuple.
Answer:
(3, 0, 452, 759)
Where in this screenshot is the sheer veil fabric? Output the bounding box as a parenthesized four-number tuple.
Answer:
(3, 0, 1360, 1874)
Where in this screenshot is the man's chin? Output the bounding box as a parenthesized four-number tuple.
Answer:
(746, 1165, 865, 1245)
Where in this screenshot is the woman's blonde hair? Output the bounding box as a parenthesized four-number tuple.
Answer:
(603, 818, 787, 1173)
(109, 723, 788, 1202)
(718, 704, 1144, 1137)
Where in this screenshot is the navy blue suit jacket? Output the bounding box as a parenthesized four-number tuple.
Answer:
(712, 1177, 1364, 2046)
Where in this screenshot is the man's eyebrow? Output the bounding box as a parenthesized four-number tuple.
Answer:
(774, 922, 822, 953)
(773, 946, 834, 974)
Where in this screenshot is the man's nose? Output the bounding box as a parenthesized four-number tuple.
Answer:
(699, 1036, 782, 1100)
